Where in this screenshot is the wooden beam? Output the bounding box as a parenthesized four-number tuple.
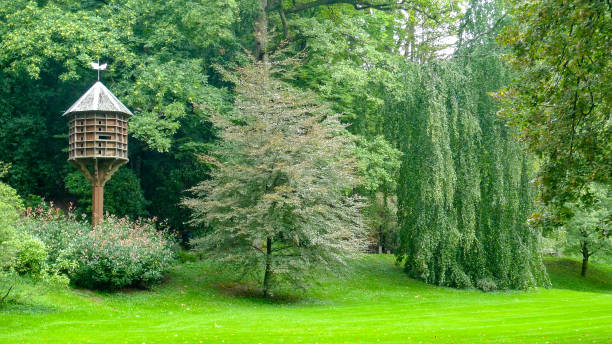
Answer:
(71, 158, 127, 228)
(92, 184, 104, 226)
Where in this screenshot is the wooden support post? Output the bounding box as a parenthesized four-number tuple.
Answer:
(92, 184, 104, 226)
(70, 158, 126, 228)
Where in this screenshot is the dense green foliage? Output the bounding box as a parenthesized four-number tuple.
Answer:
(65, 167, 149, 219)
(499, 0, 612, 220)
(1, 255, 611, 343)
(397, 3, 548, 289)
(562, 184, 612, 276)
(0, 0, 600, 294)
(355, 136, 402, 252)
(390, 60, 549, 290)
(184, 63, 366, 296)
(0, 1, 610, 342)
(18, 206, 177, 290)
(275, 0, 549, 289)
(0, 181, 25, 301)
(0, 0, 235, 235)
(0, 180, 52, 302)
(0, 179, 22, 250)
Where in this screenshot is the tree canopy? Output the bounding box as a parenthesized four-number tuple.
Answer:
(183, 62, 366, 296)
(0, 0, 580, 288)
(499, 0, 612, 222)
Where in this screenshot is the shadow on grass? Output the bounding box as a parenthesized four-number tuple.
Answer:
(169, 260, 312, 304)
(0, 301, 56, 314)
(545, 257, 612, 294)
(213, 281, 307, 304)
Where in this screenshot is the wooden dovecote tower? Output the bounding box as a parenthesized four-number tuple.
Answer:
(64, 76, 132, 226)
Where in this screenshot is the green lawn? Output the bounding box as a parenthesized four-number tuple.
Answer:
(1, 255, 611, 344)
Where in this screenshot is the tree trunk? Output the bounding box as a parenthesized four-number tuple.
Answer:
(378, 225, 383, 254)
(263, 237, 273, 297)
(406, 22, 415, 61)
(380, 192, 388, 254)
(581, 241, 589, 277)
(254, 3, 272, 298)
(278, 3, 288, 39)
(254, 0, 269, 64)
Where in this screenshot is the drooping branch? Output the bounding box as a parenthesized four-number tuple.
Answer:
(457, 14, 508, 49)
(268, 0, 441, 23)
(278, 0, 391, 13)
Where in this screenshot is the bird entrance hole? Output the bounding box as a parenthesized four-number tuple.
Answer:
(98, 135, 111, 140)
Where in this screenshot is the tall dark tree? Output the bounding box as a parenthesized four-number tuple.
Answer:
(499, 0, 612, 221)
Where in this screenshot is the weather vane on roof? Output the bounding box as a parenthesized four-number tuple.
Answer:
(90, 59, 107, 81)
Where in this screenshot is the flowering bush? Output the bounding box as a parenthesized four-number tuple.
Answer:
(18, 204, 84, 275)
(71, 216, 177, 290)
(19, 204, 177, 291)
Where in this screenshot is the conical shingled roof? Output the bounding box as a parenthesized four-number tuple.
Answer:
(63, 81, 133, 116)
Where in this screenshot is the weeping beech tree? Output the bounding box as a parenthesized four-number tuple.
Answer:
(397, 63, 460, 285)
(354, 0, 548, 291)
(183, 62, 366, 297)
(394, 58, 550, 290)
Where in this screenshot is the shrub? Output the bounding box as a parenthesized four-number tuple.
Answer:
(0, 181, 23, 246)
(1, 182, 22, 302)
(23, 194, 45, 209)
(1, 181, 52, 303)
(70, 216, 177, 290)
(177, 250, 199, 263)
(12, 236, 47, 275)
(476, 278, 498, 292)
(19, 205, 177, 291)
(18, 205, 86, 275)
(0, 181, 22, 268)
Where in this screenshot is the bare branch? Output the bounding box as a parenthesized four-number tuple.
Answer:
(1, 282, 14, 302)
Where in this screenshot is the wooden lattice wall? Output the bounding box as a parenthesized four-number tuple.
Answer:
(68, 112, 128, 161)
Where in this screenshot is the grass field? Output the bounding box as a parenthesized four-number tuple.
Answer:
(1, 255, 611, 344)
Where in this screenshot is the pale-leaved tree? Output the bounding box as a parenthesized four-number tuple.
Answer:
(183, 62, 366, 297)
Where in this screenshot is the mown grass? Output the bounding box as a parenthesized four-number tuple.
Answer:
(1, 255, 610, 343)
